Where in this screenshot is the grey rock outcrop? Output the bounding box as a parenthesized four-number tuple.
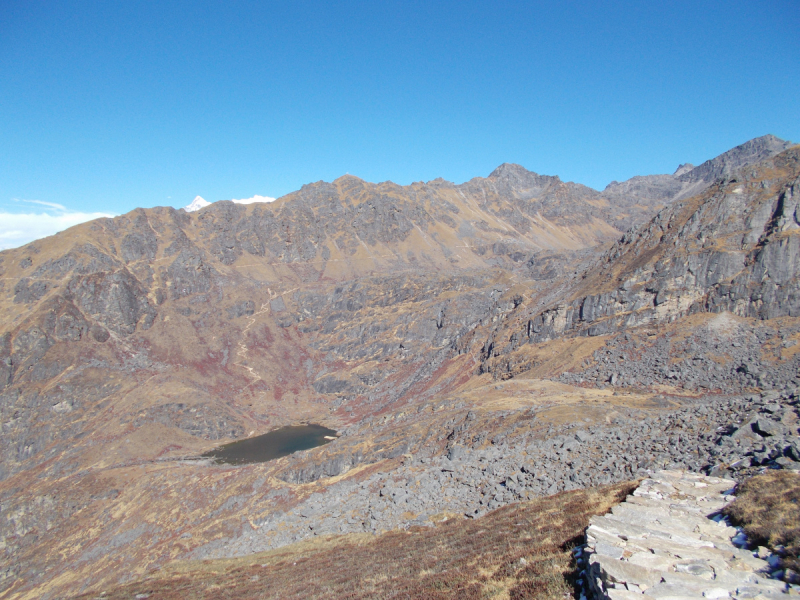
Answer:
(554, 317, 800, 393)
(66, 267, 157, 334)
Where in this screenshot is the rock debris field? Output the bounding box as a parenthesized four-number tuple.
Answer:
(194, 388, 800, 561)
(556, 319, 800, 395)
(582, 470, 794, 599)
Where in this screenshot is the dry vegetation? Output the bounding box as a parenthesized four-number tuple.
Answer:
(724, 471, 800, 571)
(76, 481, 636, 600)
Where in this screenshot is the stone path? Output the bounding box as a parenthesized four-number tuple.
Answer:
(583, 470, 794, 599)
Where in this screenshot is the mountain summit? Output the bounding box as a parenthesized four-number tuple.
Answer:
(677, 133, 793, 183)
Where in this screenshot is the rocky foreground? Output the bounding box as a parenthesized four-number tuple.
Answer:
(195, 387, 800, 560)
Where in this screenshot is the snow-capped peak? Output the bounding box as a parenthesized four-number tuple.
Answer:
(183, 196, 211, 212)
(183, 194, 276, 212)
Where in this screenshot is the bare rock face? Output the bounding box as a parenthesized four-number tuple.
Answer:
(66, 268, 157, 334)
(164, 248, 216, 299)
(13, 278, 52, 304)
(489, 146, 800, 357)
(119, 211, 160, 263)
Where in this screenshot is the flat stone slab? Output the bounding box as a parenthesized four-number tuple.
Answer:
(584, 470, 797, 599)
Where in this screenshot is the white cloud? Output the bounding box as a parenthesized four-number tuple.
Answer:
(231, 194, 276, 205)
(14, 198, 68, 211)
(0, 201, 116, 251)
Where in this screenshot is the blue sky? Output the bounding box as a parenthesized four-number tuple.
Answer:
(1, 1, 798, 248)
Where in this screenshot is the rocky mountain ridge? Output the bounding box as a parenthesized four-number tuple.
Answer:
(599, 134, 794, 231)
(480, 144, 800, 378)
(1, 135, 798, 600)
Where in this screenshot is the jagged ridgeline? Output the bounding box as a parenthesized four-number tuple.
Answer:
(1, 135, 799, 599)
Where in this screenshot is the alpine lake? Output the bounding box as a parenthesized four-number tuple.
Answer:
(202, 424, 338, 465)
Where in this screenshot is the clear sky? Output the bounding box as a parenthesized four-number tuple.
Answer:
(1, 1, 798, 248)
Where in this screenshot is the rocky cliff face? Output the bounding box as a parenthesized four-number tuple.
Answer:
(1, 136, 798, 600)
(480, 145, 800, 378)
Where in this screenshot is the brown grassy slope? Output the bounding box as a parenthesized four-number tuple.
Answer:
(724, 471, 800, 571)
(76, 481, 636, 600)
